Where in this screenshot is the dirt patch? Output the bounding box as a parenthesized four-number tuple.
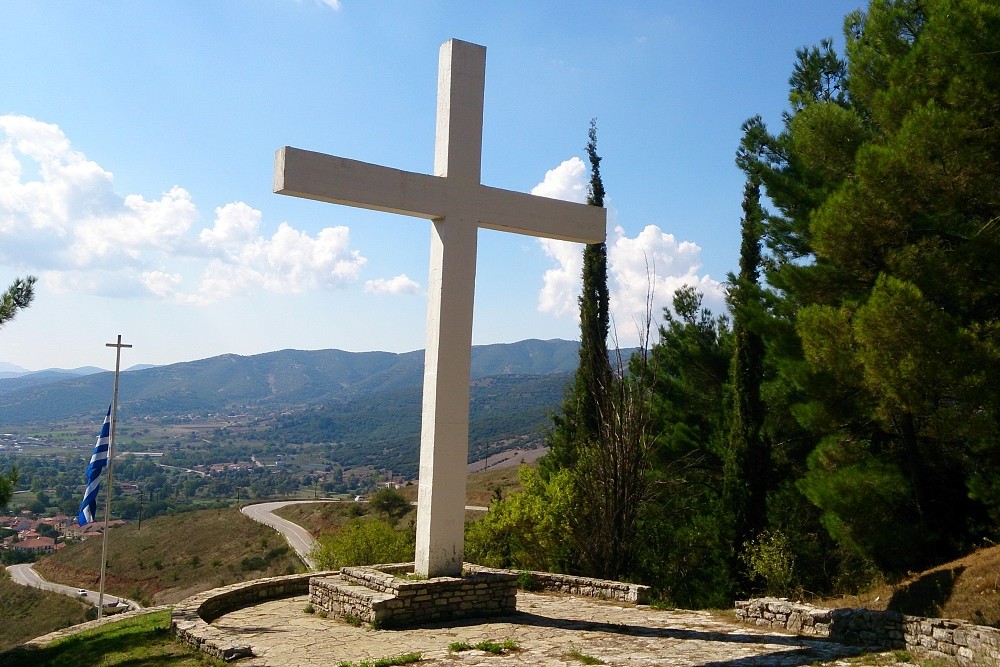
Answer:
(811, 543, 1000, 627)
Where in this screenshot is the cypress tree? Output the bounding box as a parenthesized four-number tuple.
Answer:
(545, 119, 611, 472)
(724, 178, 768, 586)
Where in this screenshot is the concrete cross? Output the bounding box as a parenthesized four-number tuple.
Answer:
(274, 38, 606, 577)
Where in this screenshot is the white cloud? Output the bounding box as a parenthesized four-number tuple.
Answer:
(0, 114, 369, 304)
(142, 270, 183, 298)
(364, 274, 420, 295)
(608, 224, 725, 341)
(531, 157, 588, 204)
(316, 0, 341, 10)
(532, 157, 725, 345)
(537, 238, 583, 317)
(532, 157, 589, 316)
(199, 201, 261, 252)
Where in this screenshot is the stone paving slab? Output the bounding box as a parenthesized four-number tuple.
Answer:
(211, 592, 921, 666)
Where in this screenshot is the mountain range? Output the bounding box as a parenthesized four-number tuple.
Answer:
(0, 339, 580, 426)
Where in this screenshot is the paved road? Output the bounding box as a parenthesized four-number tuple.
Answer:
(242, 500, 490, 571)
(241, 500, 337, 570)
(6, 563, 141, 611)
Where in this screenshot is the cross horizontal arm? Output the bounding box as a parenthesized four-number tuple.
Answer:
(275, 147, 446, 219)
(474, 185, 605, 243)
(275, 146, 607, 244)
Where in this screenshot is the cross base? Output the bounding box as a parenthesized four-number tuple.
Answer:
(309, 563, 517, 628)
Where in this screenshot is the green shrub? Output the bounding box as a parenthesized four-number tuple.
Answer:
(311, 518, 413, 570)
(566, 648, 605, 665)
(336, 653, 422, 667)
(369, 488, 411, 525)
(742, 530, 796, 596)
(516, 570, 540, 591)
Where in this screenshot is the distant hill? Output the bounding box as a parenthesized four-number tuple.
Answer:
(267, 371, 571, 472)
(0, 339, 580, 425)
(0, 366, 106, 381)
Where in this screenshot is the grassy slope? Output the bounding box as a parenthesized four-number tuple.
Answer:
(33, 508, 303, 606)
(0, 609, 222, 667)
(0, 572, 90, 653)
(274, 500, 415, 537)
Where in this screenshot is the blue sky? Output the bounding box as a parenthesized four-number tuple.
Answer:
(0, 1, 863, 371)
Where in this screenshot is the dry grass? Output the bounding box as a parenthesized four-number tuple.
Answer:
(0, 573, 90, 652)
(463, 464, 526, 507)
(811, 544, 1000, 627)
(277, 464, 528, 539)
(34, 508, 304, 605)
(275, 501, 419, 537)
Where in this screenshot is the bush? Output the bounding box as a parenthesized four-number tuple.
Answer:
(369, 488, 411, 525)
(311, 518, 413, 570)
(742, 530, 796, 596)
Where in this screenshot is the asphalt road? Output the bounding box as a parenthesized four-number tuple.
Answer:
(240, 500, 336, 570)
(241, 499, 490, 571)
(6, 563, 141, 611)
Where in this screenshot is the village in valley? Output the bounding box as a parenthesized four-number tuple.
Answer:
(0, 417, 411, 570)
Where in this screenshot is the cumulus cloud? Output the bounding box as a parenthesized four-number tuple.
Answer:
(532, 156, 725, 345)
(0, 114, 368, 304)
(531, 157, 588, 204)
(532, 158, 588, 316)
(608, 224, 726, 340)
(364, 274, 420, 295)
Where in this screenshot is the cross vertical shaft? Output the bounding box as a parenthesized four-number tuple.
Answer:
(415, 40, 486, 577)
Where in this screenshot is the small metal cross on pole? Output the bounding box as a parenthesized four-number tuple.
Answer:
(97, 334, 131, 618)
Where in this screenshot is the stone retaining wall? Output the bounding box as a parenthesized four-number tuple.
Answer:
(736, 597, 1000, 665)
(172, 571, 333, 661)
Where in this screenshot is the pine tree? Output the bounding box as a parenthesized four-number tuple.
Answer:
(739, 0, 1000, 573)
(0, 275, 34, 507)
(0, 276, 36, 329)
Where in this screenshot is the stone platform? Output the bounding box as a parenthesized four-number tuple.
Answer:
(205, 592, 922, 666)
(310, 563, 517, 627)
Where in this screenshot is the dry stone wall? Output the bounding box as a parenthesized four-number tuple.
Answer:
(465, 564, 651, 604)
(736, 597, 1000, 665)
(311, 565, 517, 627)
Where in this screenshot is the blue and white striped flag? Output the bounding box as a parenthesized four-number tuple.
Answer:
(78, 406, 111, 526)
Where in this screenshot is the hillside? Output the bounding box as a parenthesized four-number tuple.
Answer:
(5, 495, 1000, 656)
(265, 372, 569, 473)
(815, 544, 1000, 628)
(0, 572, 89, 652)
(32, 508, 304, 606)
(0, 338, 580, 424)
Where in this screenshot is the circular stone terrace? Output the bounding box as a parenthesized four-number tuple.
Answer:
(169, 573, 919, 667)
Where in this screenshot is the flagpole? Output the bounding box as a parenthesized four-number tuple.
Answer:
(97, 335, 131, 619)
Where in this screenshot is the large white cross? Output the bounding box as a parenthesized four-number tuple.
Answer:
(274, 38, 606, 577)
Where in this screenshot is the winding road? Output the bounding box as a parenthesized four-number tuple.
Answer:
(240, 500, 339, 570)
(5, 499, 488, 606)
(242, 499, 489, 571)
(6, 563, 141, 611)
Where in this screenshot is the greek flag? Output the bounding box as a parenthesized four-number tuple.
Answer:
(78, 407, 111, 526)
